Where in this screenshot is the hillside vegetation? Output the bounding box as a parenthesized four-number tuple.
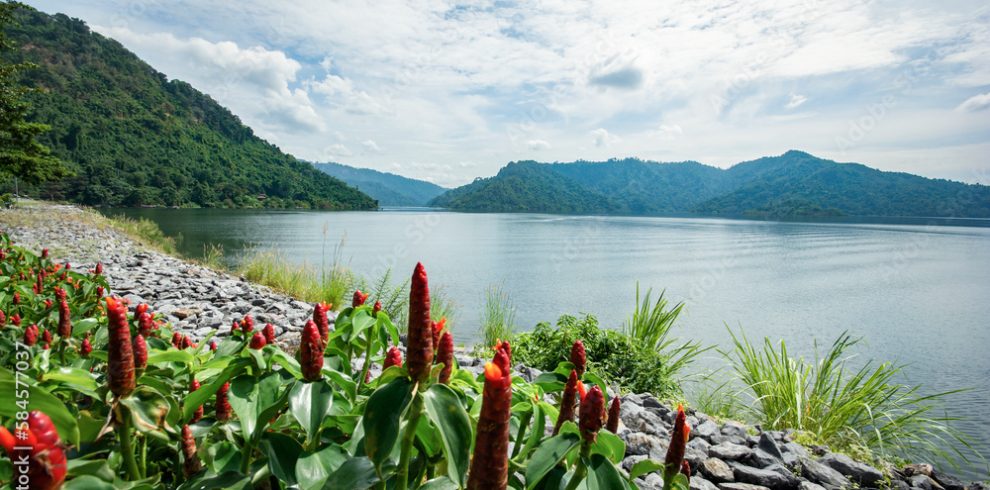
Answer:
(313, 162, 446, 206)
(1, 6, 376, 210)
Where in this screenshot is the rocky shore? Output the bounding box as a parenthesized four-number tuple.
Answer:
(1, 203, 984, 490)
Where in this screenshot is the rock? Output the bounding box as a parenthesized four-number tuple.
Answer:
(625, 408, 669, 437)
(694, 420, 720, 441)
(798, 482, 827, 490)
(720, 483, 771, 490)
(702, 458, 736, 483)
(172, 307, 202, 320)
(642, 395, 663, 409)
(686, 437, 711, 466)
(749, 449, 782, 469)
(780, 442, 808, 466)
(692, 476, 720, 490)
(799, 457, 852, 490)
(638, 473, 665, 490)
(903, 464, 934, 477)
(931, 471, 965, 490)
(819, 453, 883, 487)
(624, 431, 666, 458)
(711, 442, 753, 461)
(621, 454, 649, 472)
(722, 421, 750, 440)
(757, 433, 784, 459)
(731, 462, 800, 490)
(908, 475, 942, 490)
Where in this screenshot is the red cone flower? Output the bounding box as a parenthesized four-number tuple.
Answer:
(0, 411, 67, 490)
(313, 302, 331, 342)
(249, 332, 266, 349)
(299, 320, 323, 382)
(241, 315, 254, 333)
(189, 379, 204, 423)
(95, 262, 103, 275)
(133, 334, 148, 373)
(181, 425, 202, 477)
(553, 370, 579, 435)
(13, 291, 19, 304)
(606, 396, 621, 433)
(373, 300, 382, 316)
(42, 328, 52, 344)
(436, 331, 454, 384)
(171, 332, 183, 349)
(24, 324, 39, 346)
(467, 347, 511, 490)
(263, 323, 277, 345)
(663, 404, 692, 481)
(135, 303, 149, 317)
(352, 289, 369, 307)
(57, 299, 71, 338)
(138, 312, 153, 338)
(106, 297, 135, 398)
(209, 340, 217, 352)
(579, 385, 605, 442)
(11, 313, 20, 326)
(96, 286, 104, 298)
(406, 262, 433, 384)
(431, 317, 447, 352)
(383, 346, 403, 370)
(570, 339, 586, 378)
(80, 335, 92, 357)
(215, 382, 232, 421)
(230, 320, 240, 334)
(0, 309, 5, 326)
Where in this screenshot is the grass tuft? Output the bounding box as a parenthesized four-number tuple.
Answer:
(480, 285, 515, 349)
(238, 248, 352, 308)
(623, 284, 708, 381)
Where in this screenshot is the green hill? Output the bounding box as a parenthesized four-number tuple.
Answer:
(1, 5, 376, 210)
(431, 151, 990, 218)
(312, 162, 446, 207)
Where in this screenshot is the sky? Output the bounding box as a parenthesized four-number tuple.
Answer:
(27, 0, 990, 187)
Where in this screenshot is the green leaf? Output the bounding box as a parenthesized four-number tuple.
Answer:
(587, 453, 630, 490)
(228, 372, 286, 440)
(270, 349, 303, 378)
(289, 380, 334, 441)
(362, 376, 413, 469)
(322, 456, 379, 490)
(44, 367, 100, 396)
(205, 441, 242, 474)
(628, 459, 664, 481)
(0, 373, 79, 445)
(119, 386, 171, 433)
(67, 458, 114, 481)
(177, 471, 251, 490)
(146, 349, 195, 365)
(63, 475, 116, 490)
(591, 430, 625, 464)
(262, 432, 304, 486)
(419, 476, 460, 490)
(296, 445, 349, 490)
(423, 384, 473, 486)
(71, 318, 100, 336)
(525, 431, 581, 490)
(182, 358, 248, 421)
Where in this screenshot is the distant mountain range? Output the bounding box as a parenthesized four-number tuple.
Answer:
(3, 5, 376, 210)
(313, 162, 446, 207)
(431, 151, 990, 218)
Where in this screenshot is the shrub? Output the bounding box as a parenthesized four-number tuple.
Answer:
(623, 285, 707, 378)
(514, 314, 682, 399)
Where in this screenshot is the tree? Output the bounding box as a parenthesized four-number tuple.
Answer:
(0, 1, 68, 186)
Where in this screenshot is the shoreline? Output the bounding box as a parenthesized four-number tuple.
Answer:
(1, 201, 985, 489)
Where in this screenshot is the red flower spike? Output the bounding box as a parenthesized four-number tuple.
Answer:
(576, 379, 587, 401)
(96, 286, 104, 298)
(578, 385, 605, 442)
(57, 299, 71, 338)
(352, 289, 369, 307)
(106, 297, 136, 397)
(249, 332, 266, 349)
(95, 262, 103, 275)
(181, 425, 202, 477)
(44, 299, 52, 309)
(215, 382, 232, 421)
(242, 315, 254, 333)
(42, 342, 50, 350)
(383, 346, 403, 370)
(495, 339, 511, 365)
(230, 320, 240, 333)
(313, 303, 331, 342)
(431, 317, 447, 351)
(263, 323, 277, 345)
(41, 248, 48, 259)
(663, 404, 691, 481)
(681, 460, 691, 480)
(373, 300, 382, 316)
(81, 335, 93, 357)
(467, 353, 512, 490)
(24, 324, 39, 346)
(11, 313, 20, 326)
(180, 335, 193, 350)
(606, 396, 621, 433)
(133, 334, 148, 372)
(299, 321, 324, 382)
(406, 263, 434, 384)
(135, 303, 149, 317)
(436, 331, 454, 384)
(189, 379, 204, 422)
(12, 292, 19, 304)
(171, 332, 183, 349)
(0, 309, 5, 326)
(138, 312, 153, 338)
(553, 370, 580, 435)
(0, 411, 67, 490)
(570, 339, 586, 378)
(209, 340, 217, 352)
(42, 328, 52, 344)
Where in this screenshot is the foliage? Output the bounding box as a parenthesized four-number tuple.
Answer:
(725, 329, 973, 466)
(363, 267, 408, 329)
(513, 314, 683, 399)
(0, 233, 666, 489)
(104, 213, 178, 254)
(623, 285, 706, 379)
(480, 285, 515, 349)
(429, 286, 456, 328)
(238, 249, 353, 308)
(430, 151, 990, 218)
(200, 242, 225, 270)
(0, 1, 68, 185)
(0, 5, 376, 210)
(314, 162, 447, 207)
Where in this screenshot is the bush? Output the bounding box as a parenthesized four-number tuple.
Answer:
(514, 314, 681, 399)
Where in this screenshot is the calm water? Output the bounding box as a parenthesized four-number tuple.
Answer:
(110, 208, 990, 478)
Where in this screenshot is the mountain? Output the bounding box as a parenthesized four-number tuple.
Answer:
(1, 6, 376, 210)
(312, 162, 446, 207)
(431, 151, 990, 218)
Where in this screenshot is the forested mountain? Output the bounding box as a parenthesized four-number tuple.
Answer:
(313, 162, 446, 207)
(431, 151, 990, 218)
(1, 5, 376, 209)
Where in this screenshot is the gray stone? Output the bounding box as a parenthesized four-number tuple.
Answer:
(799, 457, 852, 490)
(908, 475, 942, 490)
(638, 473, 664, 490)
(624, 431, 665, 458)
(820, 453, 883, 487)
(758, 433, 784, 459)
(731, 462, 800, 490)
(720, 483, 771, 490)
(780, 443, 808, 467)
(798, 482, 827, 490)
(903, 464, 934, 477)
(722, 421, 750, 440)
(621, 454, 649, 472)
(695, 420, 720, 440)
(702, 458, 736, 483)
(711, 442, 753, 461)
(749, 449, 782, 469)
(692, 476, 719, 490)
(931, 471, 965, 490)
(686, 437, 711, 466)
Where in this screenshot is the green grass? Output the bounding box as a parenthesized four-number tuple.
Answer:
(622, 284, 707, 380)
(429, 285, 456, 328)
(106, 214, 178, 254)
(480, 285, 515, 349)
(726, 329, 973, 467)
(238, 248, 353, 308)
(199, 242, 225, 270)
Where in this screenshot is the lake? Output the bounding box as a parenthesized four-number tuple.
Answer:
(108, 208, 990, 477)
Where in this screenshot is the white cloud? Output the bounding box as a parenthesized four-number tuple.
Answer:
(591, 128, 619, 148)
(785, 94, 808, 109)
(527, 139, 551, 151)
(956, 92, 990, 112)
(362, 139, 382, 153)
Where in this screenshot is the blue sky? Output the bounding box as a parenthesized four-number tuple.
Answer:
(27, 0, 990, 187)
